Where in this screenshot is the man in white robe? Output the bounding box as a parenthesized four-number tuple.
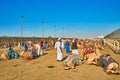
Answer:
(34, 43, 43, 56)
(61, 39, 65, 49)
(55, 38, 64, 61)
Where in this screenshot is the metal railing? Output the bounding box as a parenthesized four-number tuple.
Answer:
(0, 42, 18, 49)
(105, 39, 120, 54)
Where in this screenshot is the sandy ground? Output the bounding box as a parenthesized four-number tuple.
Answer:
(0, 46, 120, 80)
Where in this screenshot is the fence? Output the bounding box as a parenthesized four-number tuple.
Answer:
(0, 36, 71, 48)
(105, 39, 120, 54)
(0, 37, 57, 48)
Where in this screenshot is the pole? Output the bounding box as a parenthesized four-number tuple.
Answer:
(42, 21, 44, 37)
(21, 16, 23, 43)
(54, 25, 56, 38)
(62, 27, 64, 38)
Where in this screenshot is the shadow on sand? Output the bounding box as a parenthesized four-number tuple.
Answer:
(41, 53, 48, 56)
(61, 56, 68, 61)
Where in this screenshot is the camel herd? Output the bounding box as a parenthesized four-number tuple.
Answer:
(63, 39, 120, 74)
(0, 38, 120, 75)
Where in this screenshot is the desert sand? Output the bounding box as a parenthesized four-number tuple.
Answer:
(0, 46, 120, 80)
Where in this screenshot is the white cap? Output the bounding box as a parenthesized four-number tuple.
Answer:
(58, 38, 61, 40)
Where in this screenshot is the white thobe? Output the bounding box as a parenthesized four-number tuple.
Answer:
(61, 41, 64, 49)
(55, 41, 63, 61)
(72, 49, 78, 55)
(35, 44, 43, 56)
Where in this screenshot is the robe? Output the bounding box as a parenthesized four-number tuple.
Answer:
(55, 41, 63, 61)
(35, 44, 43, 56)
(65, 41, 70, 53)
(71, 41, 78, 55)
(40, 41, 44, 48)
(21, 42, 25, 51)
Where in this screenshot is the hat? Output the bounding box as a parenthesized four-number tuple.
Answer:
(58, 38, 61, 40)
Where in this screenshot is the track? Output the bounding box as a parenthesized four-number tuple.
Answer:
(0, 46, 120, 80)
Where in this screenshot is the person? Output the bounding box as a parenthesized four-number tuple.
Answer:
(65, 40, 70, 53)
(3, 44, 7, 48)
(100, 38, 105, 49)
(55, 38, 64, 61)
(21, 42, 25, 51)
(8, 47, 19, 59)
(43, 40, 48, 49)
(34, 42, 43, 56)
(18, 42, 21, 47)
(40, 40, 44, 49)
(71, 39, 78, 55)
(61, 39, 65, 52)
(28, 43, 38, 59)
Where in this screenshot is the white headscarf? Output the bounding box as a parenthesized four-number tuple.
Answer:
(58, 38, 61, 41)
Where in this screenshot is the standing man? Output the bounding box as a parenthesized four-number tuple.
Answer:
(40, 40, 44, 49)
(21, 42, 25, 51)
(65, 40, 70, 53)
(71, 39, 78, 55)
(100, 38, 105, 49)
(55, 38, 64, 61)
(34, 42, 43, 56)
(61, 39, 65, 52)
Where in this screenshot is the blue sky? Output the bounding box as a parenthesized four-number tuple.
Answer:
(0, 0, 120, 38)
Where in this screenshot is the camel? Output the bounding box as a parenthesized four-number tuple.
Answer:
(20, 44, 38, 60)
(0, 51, 9, 60)
(0, 47, 20, 60)
(63, 53, 82, 70)
(83, 46, 101, 65)
(98, 54, 120, 74)
(80, 41, 101, 65)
